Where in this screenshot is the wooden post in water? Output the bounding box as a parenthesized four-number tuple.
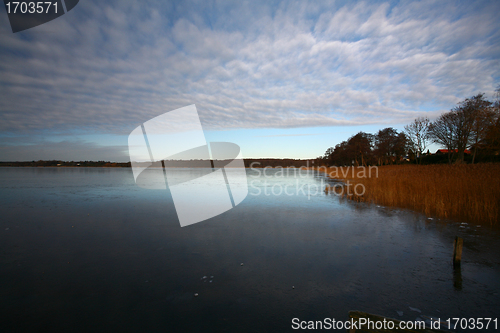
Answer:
(453, 236, 463, 268)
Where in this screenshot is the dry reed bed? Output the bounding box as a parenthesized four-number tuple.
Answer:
(321, 163, 500, 225)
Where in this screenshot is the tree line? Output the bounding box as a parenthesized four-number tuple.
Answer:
(0, 159, 318, 169)
(320, 91, 500, 166)
(0, 160, 132, 167)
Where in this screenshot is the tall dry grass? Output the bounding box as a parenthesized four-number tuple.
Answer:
(321, 163, 500, 225)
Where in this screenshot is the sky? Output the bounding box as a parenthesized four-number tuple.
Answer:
(0, 0, 499, 162)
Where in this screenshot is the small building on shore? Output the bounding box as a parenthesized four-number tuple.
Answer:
(435, 149, 471, 154)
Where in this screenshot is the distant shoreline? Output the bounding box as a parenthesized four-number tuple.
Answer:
(0, 159, 318, 169)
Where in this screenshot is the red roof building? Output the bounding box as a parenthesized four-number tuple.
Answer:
(435, 149, 471, 154)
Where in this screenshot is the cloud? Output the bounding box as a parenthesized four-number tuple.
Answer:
(256, 133, 324, 138)
(0, 139, 129, 161)
(0, 0, 499, 137)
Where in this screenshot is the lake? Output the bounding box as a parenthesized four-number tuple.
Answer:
(1, 167, 499, 332)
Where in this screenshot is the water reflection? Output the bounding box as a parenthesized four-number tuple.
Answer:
(453, 266, 463, 291)
(0, 167, 499, 332)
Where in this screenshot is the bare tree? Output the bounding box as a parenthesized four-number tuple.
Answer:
(404, 117, 430, 164)
(469, 97, 495, 163)
(479, 87, 500, 157)
(453, 94, 493, 162)
(481, 115, 500, 155)
(429, 112, 456, 164)
(429, 94, 494, 163)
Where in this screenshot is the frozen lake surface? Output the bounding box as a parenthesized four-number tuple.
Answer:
(1, 167, 499, 332)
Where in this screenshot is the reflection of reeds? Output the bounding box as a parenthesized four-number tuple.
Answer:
(325, 183, 365, 202)
(321, 164, 500, 225)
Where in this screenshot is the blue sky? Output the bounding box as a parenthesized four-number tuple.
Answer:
(0, 0, 499, 161)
